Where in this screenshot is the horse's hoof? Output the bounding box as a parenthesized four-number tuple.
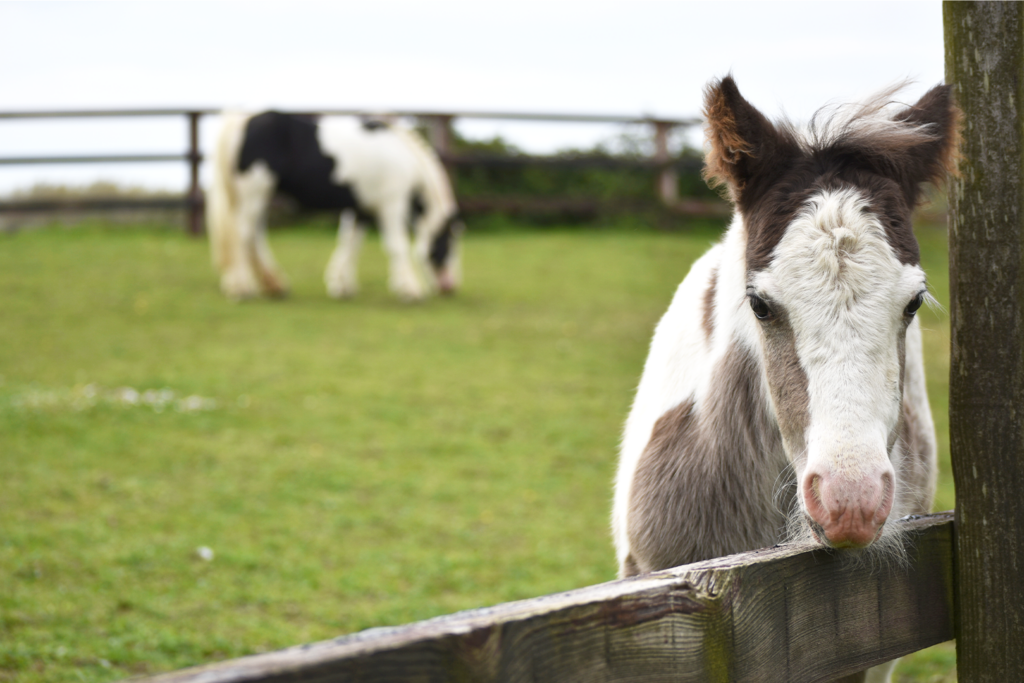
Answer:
(393, 290, 425, 302)
(225, 292, 256, 303)
(222, 285, 260, 302)
(221, 273, 261, 301)
(326, 283, 358, 299)
(397, 288, 427, 303)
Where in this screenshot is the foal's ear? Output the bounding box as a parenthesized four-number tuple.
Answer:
(703, 76, 798, 204)
(892, 84, 963, 194)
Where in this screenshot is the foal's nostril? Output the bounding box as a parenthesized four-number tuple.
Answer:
(800, 472, 827, 523)
(876, 470, 895, 523)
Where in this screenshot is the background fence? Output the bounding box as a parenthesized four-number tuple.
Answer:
(0, 109, 712, 235)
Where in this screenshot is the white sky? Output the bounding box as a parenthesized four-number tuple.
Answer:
(0, 1, 944, 194)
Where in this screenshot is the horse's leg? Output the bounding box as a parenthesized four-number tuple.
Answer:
(324, 210, 363, 299)
(378, 202, 426, 301)
(222, 165, 274, 299)
(251, 200, 289, 297)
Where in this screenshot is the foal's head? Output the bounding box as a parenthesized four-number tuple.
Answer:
(703, 77, 959, 551)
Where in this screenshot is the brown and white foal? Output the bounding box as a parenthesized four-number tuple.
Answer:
(613, 77, 958, 681)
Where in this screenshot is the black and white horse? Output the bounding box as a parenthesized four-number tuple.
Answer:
(614, 78, 959, 683)
(206, 112, 463, 301)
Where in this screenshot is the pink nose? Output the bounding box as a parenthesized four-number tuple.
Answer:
(801, 469, 894, 548)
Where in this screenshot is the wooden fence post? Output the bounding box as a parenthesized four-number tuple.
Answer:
(187, 111, 204, 236)
(652, 119, 678, 206)
(422, 115, 454, 160)
(944, 3, 1024, 680)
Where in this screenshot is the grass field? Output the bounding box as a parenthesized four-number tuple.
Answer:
(0, 218, 954, 682)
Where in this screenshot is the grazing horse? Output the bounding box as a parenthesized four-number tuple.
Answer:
(206, 112, 463, 301)
(613, 77, 959, 683)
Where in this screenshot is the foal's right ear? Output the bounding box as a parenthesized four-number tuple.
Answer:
(703, 77, 797, 204)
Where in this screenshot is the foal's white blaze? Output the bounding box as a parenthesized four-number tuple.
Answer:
(757, 188, 927, 547)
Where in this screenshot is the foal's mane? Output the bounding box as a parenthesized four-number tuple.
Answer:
(801, 82, 962, 184)
(805, 83, 932, 151)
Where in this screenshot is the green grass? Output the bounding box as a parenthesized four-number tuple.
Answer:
(0, 218, 954, 682)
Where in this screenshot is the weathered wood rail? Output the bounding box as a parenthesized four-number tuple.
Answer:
(137, 513, 953, 683)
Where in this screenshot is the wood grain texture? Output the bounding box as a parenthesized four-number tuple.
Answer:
(944, 3, 1024, 681)
(135, 513, 953, 683)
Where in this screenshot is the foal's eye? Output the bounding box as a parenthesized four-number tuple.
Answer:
(748, 294, 773, 321)
(905, 292, 925, 318)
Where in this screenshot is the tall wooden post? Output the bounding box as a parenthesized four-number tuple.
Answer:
(944, 3, 1024, 680)
(187, 111, 204, 236)
(652, 120, 678, 206)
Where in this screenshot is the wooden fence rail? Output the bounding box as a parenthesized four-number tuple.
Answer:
(0, 109, 703, 235)
(137, 513, 953, 683)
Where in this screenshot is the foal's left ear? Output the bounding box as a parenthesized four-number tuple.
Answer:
(702, 76, 799, 205)
(892, 84, 963, 199)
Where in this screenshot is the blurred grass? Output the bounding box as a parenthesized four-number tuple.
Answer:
(0, 218, 953, 682)
(896, 222, 956, 683)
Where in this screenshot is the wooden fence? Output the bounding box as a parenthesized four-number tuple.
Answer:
(0, 109, 704, 235)
(141, 513, 954, 683)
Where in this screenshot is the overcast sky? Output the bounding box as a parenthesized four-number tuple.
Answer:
(0, 1, 945, 194)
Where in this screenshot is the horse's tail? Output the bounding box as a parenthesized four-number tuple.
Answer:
(206, 111, 250, 272)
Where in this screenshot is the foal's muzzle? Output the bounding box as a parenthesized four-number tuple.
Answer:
(800, 467, 895, 548)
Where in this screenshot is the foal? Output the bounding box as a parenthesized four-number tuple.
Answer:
(613, 78, 958, 682)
